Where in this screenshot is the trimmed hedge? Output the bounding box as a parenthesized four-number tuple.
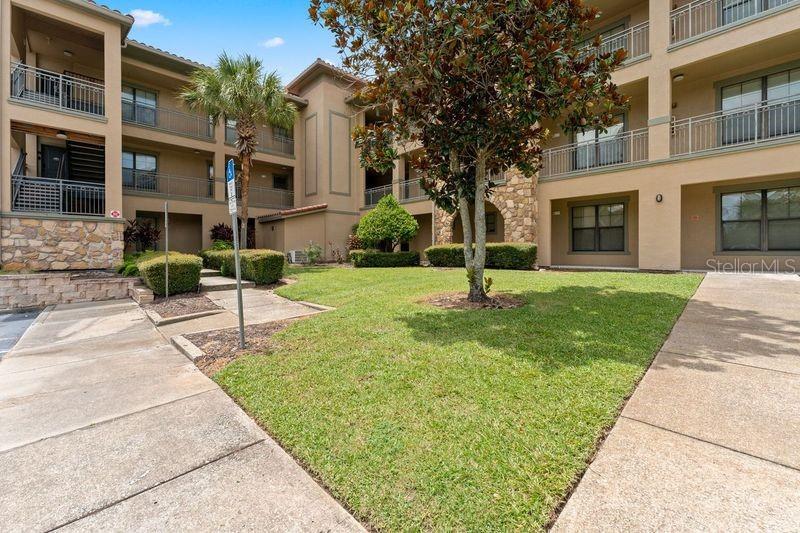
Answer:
(138, 252, 202, 296)
(200, 248, 285, 285)
(350, 249, 420, 268)
(425, 243, 537, 270)
(199, 249, 229, 270)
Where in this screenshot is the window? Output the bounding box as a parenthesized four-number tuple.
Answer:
(720, 67, 800, 144)
(486, 213, 497, 234)
(225, 118, 237, 144)
(122, 151, 157, 191)
(721, 186, 800, 251)
(122, 85, 157, 126)
(273, 173, 291, 190)
(572, 202, 625, 252)
(574, 115, 625, 170)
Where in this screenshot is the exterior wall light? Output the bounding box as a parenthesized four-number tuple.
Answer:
(656, 194, 663, 203)
(673, 74, 685, 82)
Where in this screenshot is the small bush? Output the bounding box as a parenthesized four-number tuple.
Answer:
(199, 248, 285, 284)
(357, 195, 419, 251)
(425, 243, 537, 270)
(211, 239, 233, 250)
(350, 249, 420, 268)
(306, 242, 323, 265)
(138, 252, 202, 296)
(210, 222, 234, 242)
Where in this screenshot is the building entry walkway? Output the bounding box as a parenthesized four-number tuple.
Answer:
(0, 299, 362, 531)
(554, 272, 800, 530)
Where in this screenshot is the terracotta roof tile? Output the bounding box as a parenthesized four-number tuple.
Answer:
(258, 203, 328, 222)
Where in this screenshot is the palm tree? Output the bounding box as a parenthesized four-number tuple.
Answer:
(181, 53, 297, 248)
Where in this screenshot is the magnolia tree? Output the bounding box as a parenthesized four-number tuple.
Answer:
(311, 0, 627, 302)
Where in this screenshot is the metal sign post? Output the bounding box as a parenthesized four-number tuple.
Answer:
(164, 201, 169, 301)
(226, 159, 246, 349)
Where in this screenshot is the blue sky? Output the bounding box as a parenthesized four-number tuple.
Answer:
(110, 0, 341, 84)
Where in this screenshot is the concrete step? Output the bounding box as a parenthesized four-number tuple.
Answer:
(200, 269, 221, 278)
(200, 276, 255, 292)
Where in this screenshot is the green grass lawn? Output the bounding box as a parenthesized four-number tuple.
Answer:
(215, 267, 701, 531)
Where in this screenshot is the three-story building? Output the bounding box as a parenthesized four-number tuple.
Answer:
(2, 0, 799, 272)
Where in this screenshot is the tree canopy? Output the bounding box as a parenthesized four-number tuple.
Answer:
(311, 0, 626, 300)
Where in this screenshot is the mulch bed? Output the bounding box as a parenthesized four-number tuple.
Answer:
(185, 321, 291, 376)
(144, 293, 221, 319)
(421, 291, 525, 310)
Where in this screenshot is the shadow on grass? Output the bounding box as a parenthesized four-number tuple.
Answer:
(398, 284, 800, 374)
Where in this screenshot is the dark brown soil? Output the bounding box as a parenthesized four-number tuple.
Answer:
(421, 291, 525, 310)
(144, 293, 221, 318)
(185, 321, 291, 376)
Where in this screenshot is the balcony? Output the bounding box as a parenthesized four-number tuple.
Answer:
(364, 183, 393, 207)
(540, 128, 649, 179)
(10, 63, 105, 118)
(122, 100, 214, 141)
(671, 97, 800, 156)
(247, 185, 294, 209)
(580, 22, 650, 66)
(12, 175, 105, 216)
(670, 0, 799, 45)
(225, 126, 294, 157)
(400, 178, 428, 202)
(122, 169, 215, 200)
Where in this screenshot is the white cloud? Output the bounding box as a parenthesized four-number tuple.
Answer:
(130, 9, 171, 27)
(260, 37, 285, 49)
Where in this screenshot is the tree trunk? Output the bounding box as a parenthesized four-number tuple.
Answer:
(468, 151, 488, 302)
(239, 153, 251, 249)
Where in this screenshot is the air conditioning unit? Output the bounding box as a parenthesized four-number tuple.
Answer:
(287, 250, 308, 264)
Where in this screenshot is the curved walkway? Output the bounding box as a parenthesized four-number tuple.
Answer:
(0, 299, 363, 532)
(554, 273, 800, 531)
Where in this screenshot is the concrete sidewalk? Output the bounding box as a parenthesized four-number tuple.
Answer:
(157, 287, 326, 337)
(0, 299, 363, 532)
(554, 273, 800, 531)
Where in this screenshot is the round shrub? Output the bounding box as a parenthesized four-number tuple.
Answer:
(357, 195, 419, 251)
(425, 243, 537, 270)
(350, 249, 420, 268)
(138, 252, 202, 296)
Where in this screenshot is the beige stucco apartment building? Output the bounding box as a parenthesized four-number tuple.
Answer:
(2, 0, 800, 272)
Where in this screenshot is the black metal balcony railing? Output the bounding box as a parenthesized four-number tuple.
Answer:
(671, 97, 800, 156)
(225, 126, 294, 156)
(12, 175, 105, 216)
(10, 63, 105, 117)
(122, 100, 215, 140)
(670, 0, 798, 44)
(540, 128, 649, 179)
(122, 169, 215, 200)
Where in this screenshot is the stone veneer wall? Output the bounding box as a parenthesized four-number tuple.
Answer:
(1, 217, 124, 271)
(0, 272, 139, 311)
(434, 168, 537, 244)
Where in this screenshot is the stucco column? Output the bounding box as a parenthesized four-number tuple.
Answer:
(213, 120, 226, 202)
(392, 156, 404, 200)
(647, 0, 673, 162)
(103, 29, 123, 217)
(536, 195, 552, 267)
(1, 0, 12, 213)
(638, 181, 681, 271)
